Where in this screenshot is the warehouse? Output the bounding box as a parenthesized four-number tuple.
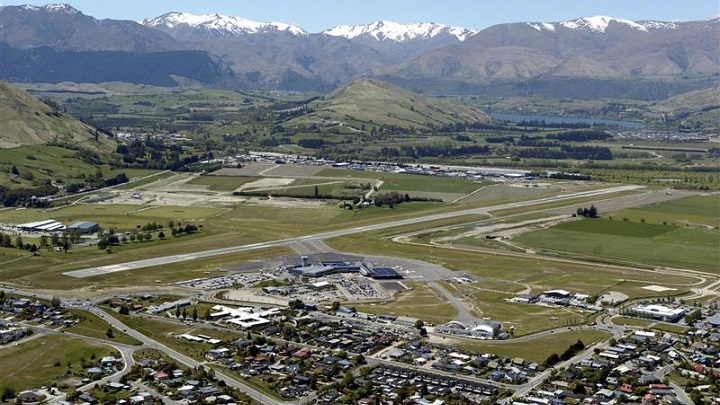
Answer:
(16, 219, 65, 233)
(67, 221, 99, 234)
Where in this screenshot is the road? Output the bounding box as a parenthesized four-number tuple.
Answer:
(21, 324, 138, 405)
(64, 184, 644, 278)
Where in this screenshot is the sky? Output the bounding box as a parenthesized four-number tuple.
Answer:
(1, 0, 717, 32)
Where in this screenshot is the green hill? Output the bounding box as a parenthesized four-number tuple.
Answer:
(0, 81, 114, 150)
(287, 78, 491, 131)
(0, 81, 117, 200)
(652, 84, 720, 131)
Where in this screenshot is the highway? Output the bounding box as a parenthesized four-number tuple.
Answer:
(64, 184, 643, 278)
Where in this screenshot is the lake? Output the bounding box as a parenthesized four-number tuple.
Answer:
(489, 112, 645, 129)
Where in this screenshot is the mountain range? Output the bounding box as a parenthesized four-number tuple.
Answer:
(0, 3, 717, 98)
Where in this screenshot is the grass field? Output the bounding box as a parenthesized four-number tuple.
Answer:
(610, 317, 653, 328)
(113, 170, 174, 190)
(438, 282, 590, 336)
(1, 203, 228, 229)
(186, 175, 258, 191)
(352, 282, 457, 325)
(0, 245, 291, 290)
(614, 194, 720, 228)
(315, 168, 486, 194)
(0, 334, 114, 394)
(651, 323, 690, 334)
(515, 217, 720, 272)
(456, 330, 611, 363)
(327, 230, 699, 295)
(64, 309, 143, 345)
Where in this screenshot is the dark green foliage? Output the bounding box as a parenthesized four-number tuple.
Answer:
(577, 205, 599, 218)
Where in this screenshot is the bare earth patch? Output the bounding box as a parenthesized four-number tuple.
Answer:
(642, 285, 677, 292)
(239, 178, 295, 190)
(264, 164, 325, 177)
(212, 164, 277, 176)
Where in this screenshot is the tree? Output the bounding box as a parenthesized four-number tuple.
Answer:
(62, 241, 70, 253)
(330, 301, 340, 312)
(10, 165, 19, 176)
(30, 244, 38, 255)
(97, 239, 109, 250)
(158, 231, 165, 240)
(15, 236, 23, 249)
(588, 205, 598, 218)
(51, 296, 62, 308)
(314, 185, 320, 198)
(1, 387, 15, 402)
(414, 319, 425, 329)
(341, 371, 355, 389)
(106, 327, 114, 338)
(544, 353, 560, 367)
(192, 306, 198, 322)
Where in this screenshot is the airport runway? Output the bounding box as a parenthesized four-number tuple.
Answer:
(63, 185, 643, 278)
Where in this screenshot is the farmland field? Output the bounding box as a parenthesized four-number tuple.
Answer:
(0, 334, 114, 395)
(515, 217, 720, 272)
(457, 330, 611, 363)
(613, 193, 720, 228)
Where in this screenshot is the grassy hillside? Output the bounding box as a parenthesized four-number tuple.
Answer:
(0, 81, 117, 194)
(287, 78, 492, 131)
(0, 81, 113, 150)
(651, 84, 720, 131)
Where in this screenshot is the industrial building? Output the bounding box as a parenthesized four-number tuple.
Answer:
(631, 304, 686, 323)
(288, 259, 403, 280)
(66, 221, 99, 234)
(288, 259, 364, 278)
(16, 219, 65, 233)
(360, 267, 403, 279)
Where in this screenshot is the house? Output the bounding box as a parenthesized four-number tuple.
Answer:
(153, 371, 169, 381)
(293, 375, 311, 385)
(78, 394, 97, 404)
(100, 356, 117, 367)
(293, 348, 312, 359)
(129, 395, 145, 404)
(197, 386, 220, 397)
(17, 391, 40, 403)
(178, 385, 196, 397)
(86, 367, 104, 376)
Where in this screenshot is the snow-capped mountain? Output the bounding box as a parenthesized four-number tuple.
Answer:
(0, 4, 716, 95)
(20, 3, 80, 13)
(528, 16, 678, 33)
(323, 20, 478, 42)
(141, 12, 307, 38)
